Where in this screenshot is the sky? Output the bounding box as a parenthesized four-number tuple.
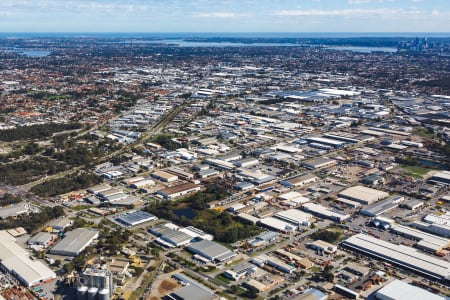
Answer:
(0, 0, 449, 33)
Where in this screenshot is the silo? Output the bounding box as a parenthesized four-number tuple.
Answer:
(98, 288, 109, 300)
(87, 287, 98, 300)
(77, 285, 88, 300)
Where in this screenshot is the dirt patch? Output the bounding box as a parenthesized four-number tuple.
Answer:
(158, 279, 178, 294)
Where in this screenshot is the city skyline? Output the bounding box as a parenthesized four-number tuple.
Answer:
(0, 0, 449, 33)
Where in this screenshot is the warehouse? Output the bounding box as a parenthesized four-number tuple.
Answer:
(87, 184, 111, 195)
(156, 228, 193, 248)
(360, 195, 404, 217)
(412, 221, 450, 238)
(129, 179, 155, 189)
(308, 240, 337, 254)
(338, 185, 389, 205)
(197, 169, 220, 179)
(50, 228, 99, 256)
(166, 167, 194, 181)
(156, 182, 202, 199)
(279, 173, 318, 188)
(294, 288, 328, 300)
(302, 202, 350, 222)
(167, 284, 219, 300)
(251, 254, 296, 274)
(375, 279, 446, 300)
(0, 231, 56, 287)
(335, 198, 361, 209)
(273, 209, 313, 227)
(390, 224, 450, 253)
(224, 263, 257, 280)
(305, 137, 346, 148)
(258, 217, 296, 233)
(115, 210, 157, 227)
(427, 171, 450, 185)
(301, 157, 337, 170)
(0, 202, 29, 220)
(98, 188, 124, 199)
(187, 240, 236, 264)
(204, 158, 235, 170)
(170, 274, 219, 300)
(233, 158, 259, 168)
(27, 232, 54, 248)
(341, 233, 450, 282)
(179, 226, 214, 241)
(47, 218, 72, 232)
(151, 170, 178, 182)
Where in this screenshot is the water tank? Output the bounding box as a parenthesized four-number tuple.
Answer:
(98, 288, 109, 300)
(87, 287, 98, 300)
(77, 286, 88, 300)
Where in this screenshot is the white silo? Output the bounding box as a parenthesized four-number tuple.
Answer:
(98, 288, 109, 300)
(77, 285, 88, 300)
(87, 287, 98, 300)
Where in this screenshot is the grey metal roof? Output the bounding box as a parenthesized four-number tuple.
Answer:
(50, 228, 98, 256)
(170, 284, 216, 300)
(342, 233, 450, 281)
(187, 240, 234, 261)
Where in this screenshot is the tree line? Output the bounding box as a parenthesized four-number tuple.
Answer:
(0, 206, 65, 233)
(0, 123, 82, 141)
(30, 172, 103, 197)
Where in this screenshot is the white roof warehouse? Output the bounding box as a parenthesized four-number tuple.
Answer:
(0, 231, 56, 287)
(50, 228, 99, 256)
(342, 233, 450, 282)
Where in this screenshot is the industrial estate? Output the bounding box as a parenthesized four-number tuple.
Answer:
(0, 34, 450, 300)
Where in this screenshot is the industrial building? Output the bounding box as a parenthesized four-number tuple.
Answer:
(78, 268, 115, 300)
(390, 224, 450, 253)
(301, 157, 337, 170)
(223, 263, 257, 280)
(360, 195, 404, 217)
(0, 231, 56, 287)
(87, 184, 111, 195)
(114, 210, 157, 227)
(248, 231, 279, 248)
(151, 170, 178, 182)
(251, 254, 296, 274)
(27, 232, 54, 249)
(427, 171, 450, 185)
(47, 218, 73, 232)
(258, 217, 297, 233)
(375, 279, 446, 300)
(338, 185, 389, 205)
(169, 274, 219, 300)
(293, 288, 328, 300)
(308, 240, 338, 254)
(179, 226, 214, 241)
(302, 202, 350, 222)
(341, 233, 450, 282)
(155, 228, 193, 248)
(0, 202, 29, 219)
(279, 173, 318, 188)
(50, 228, 99, 256)
(273, 209, 313, 227)
(412, 221, 450, 238)
(186, 240, 236, 264)
(156, 182, 202, 199)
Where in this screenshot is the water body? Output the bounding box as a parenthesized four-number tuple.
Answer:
(124, 39, 397, 53)
(327, 46, 397, 53)
(1, 49, 51, 57)
(1, 32, 450, 38)
(173, 207, 197, 220)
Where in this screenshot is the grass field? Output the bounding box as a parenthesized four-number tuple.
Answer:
(402, 165, 433, 178)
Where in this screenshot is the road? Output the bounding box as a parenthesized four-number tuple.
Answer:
(18, 102, 187, 192)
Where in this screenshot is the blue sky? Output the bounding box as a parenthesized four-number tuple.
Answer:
(0, 0, 449, 33)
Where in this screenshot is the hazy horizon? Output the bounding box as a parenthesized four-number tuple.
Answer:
(1, 0, 449, 33)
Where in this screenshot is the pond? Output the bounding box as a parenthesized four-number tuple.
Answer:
(173, 207, 197, 219)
